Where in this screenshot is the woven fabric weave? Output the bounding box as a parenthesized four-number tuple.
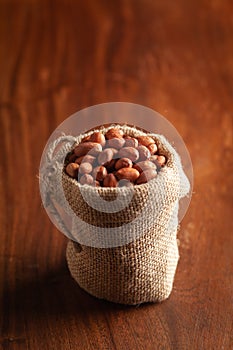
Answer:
(63, 125, 189, 304)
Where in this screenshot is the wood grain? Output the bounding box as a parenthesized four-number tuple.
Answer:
(0, 0, 232, 349)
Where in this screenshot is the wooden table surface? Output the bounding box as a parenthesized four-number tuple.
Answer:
(0, 0, 232, 349)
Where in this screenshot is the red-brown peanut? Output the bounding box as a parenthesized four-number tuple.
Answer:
(67, 153, 77, 163)
(156, 155, 166, 166)
(115, 167, 140, 182)
(137, 145, 151, 161)
(147, 143, 158, 154)
(74, 142, 102, 157)
(104, 159, 117, 172)
(103, 174, 118, 187)
(105, 128, 124, 139)
(89, 132, 106, 146)
(117, 147, 139, 162)
(82, 155, 96, 165)
(149, 155, 158, 164)
(92, 166, 108, 182)
(79, 162, 93, 175)
(81, 135, 91, 142)
(137, 136, 155, 147)
(65, 163, 79, 178)
(124, 137, 139, 148)
(79, 174, 94, 185)
(136, 169, 157, 185)
(117, 179, 134, 187)
(107, 137, 125, 149)
(115, 158, 133, 170)
(98, 148, 114, 165)
(75, 156, 85, 164)
(133, 160, 156, 173)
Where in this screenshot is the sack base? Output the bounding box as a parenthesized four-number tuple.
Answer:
(66, 235, 179, 305)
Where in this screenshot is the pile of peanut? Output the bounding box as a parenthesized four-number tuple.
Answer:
(65, 127, 167, 187)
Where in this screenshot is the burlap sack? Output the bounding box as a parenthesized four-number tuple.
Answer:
(62, 125, 190, 305)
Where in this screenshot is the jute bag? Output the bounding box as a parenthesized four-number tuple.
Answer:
(61, 125, 190, 305)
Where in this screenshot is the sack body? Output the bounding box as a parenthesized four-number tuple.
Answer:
(63, 125, 189, 304)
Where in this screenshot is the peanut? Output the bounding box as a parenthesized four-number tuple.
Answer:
(124, 136, 139, 148)
(74, 142, 102, 157)
(81, 135, 91, 142)
(147, 143, 158, 154)
(150, 154, 166, 167)
(157, 155, 166, 166)
(137, 145, 151, 161)
(67, 152, 77, 163)
(149, 155, 158, 164)
(79, 174, 94, 185)
(115, 157, 133, 170)
(104, 158, 117, 172)
(110, 148, 118, 158)
(136, 169, 157, 185)
(117, 147, 139, 162)
(105, 128, 124, 139)
(117, 179, 133, 187)
(137, 136, 155, 147)
(92, 165, 108, 182)
(89, 132, 106, 146)
(82, 155, 96, 165)
(103, 174, 118, 187)
(65, 163, 79, 178)
(115, 167, 140, 182)
(133, 160, 156, 173)
(107, 137, 125, 149)
(75, 156, 85, 164)
(79, 162, 93, 175)
(88, 145, 103, 157)
(98, 148, 114, 165)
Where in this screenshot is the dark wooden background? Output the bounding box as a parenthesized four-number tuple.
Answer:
(0, 0, 232, 349)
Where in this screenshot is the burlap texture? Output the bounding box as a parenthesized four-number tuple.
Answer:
(63, 125, 189, 304)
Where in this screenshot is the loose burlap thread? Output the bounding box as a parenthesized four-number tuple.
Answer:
(62, 125, 190, 305)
